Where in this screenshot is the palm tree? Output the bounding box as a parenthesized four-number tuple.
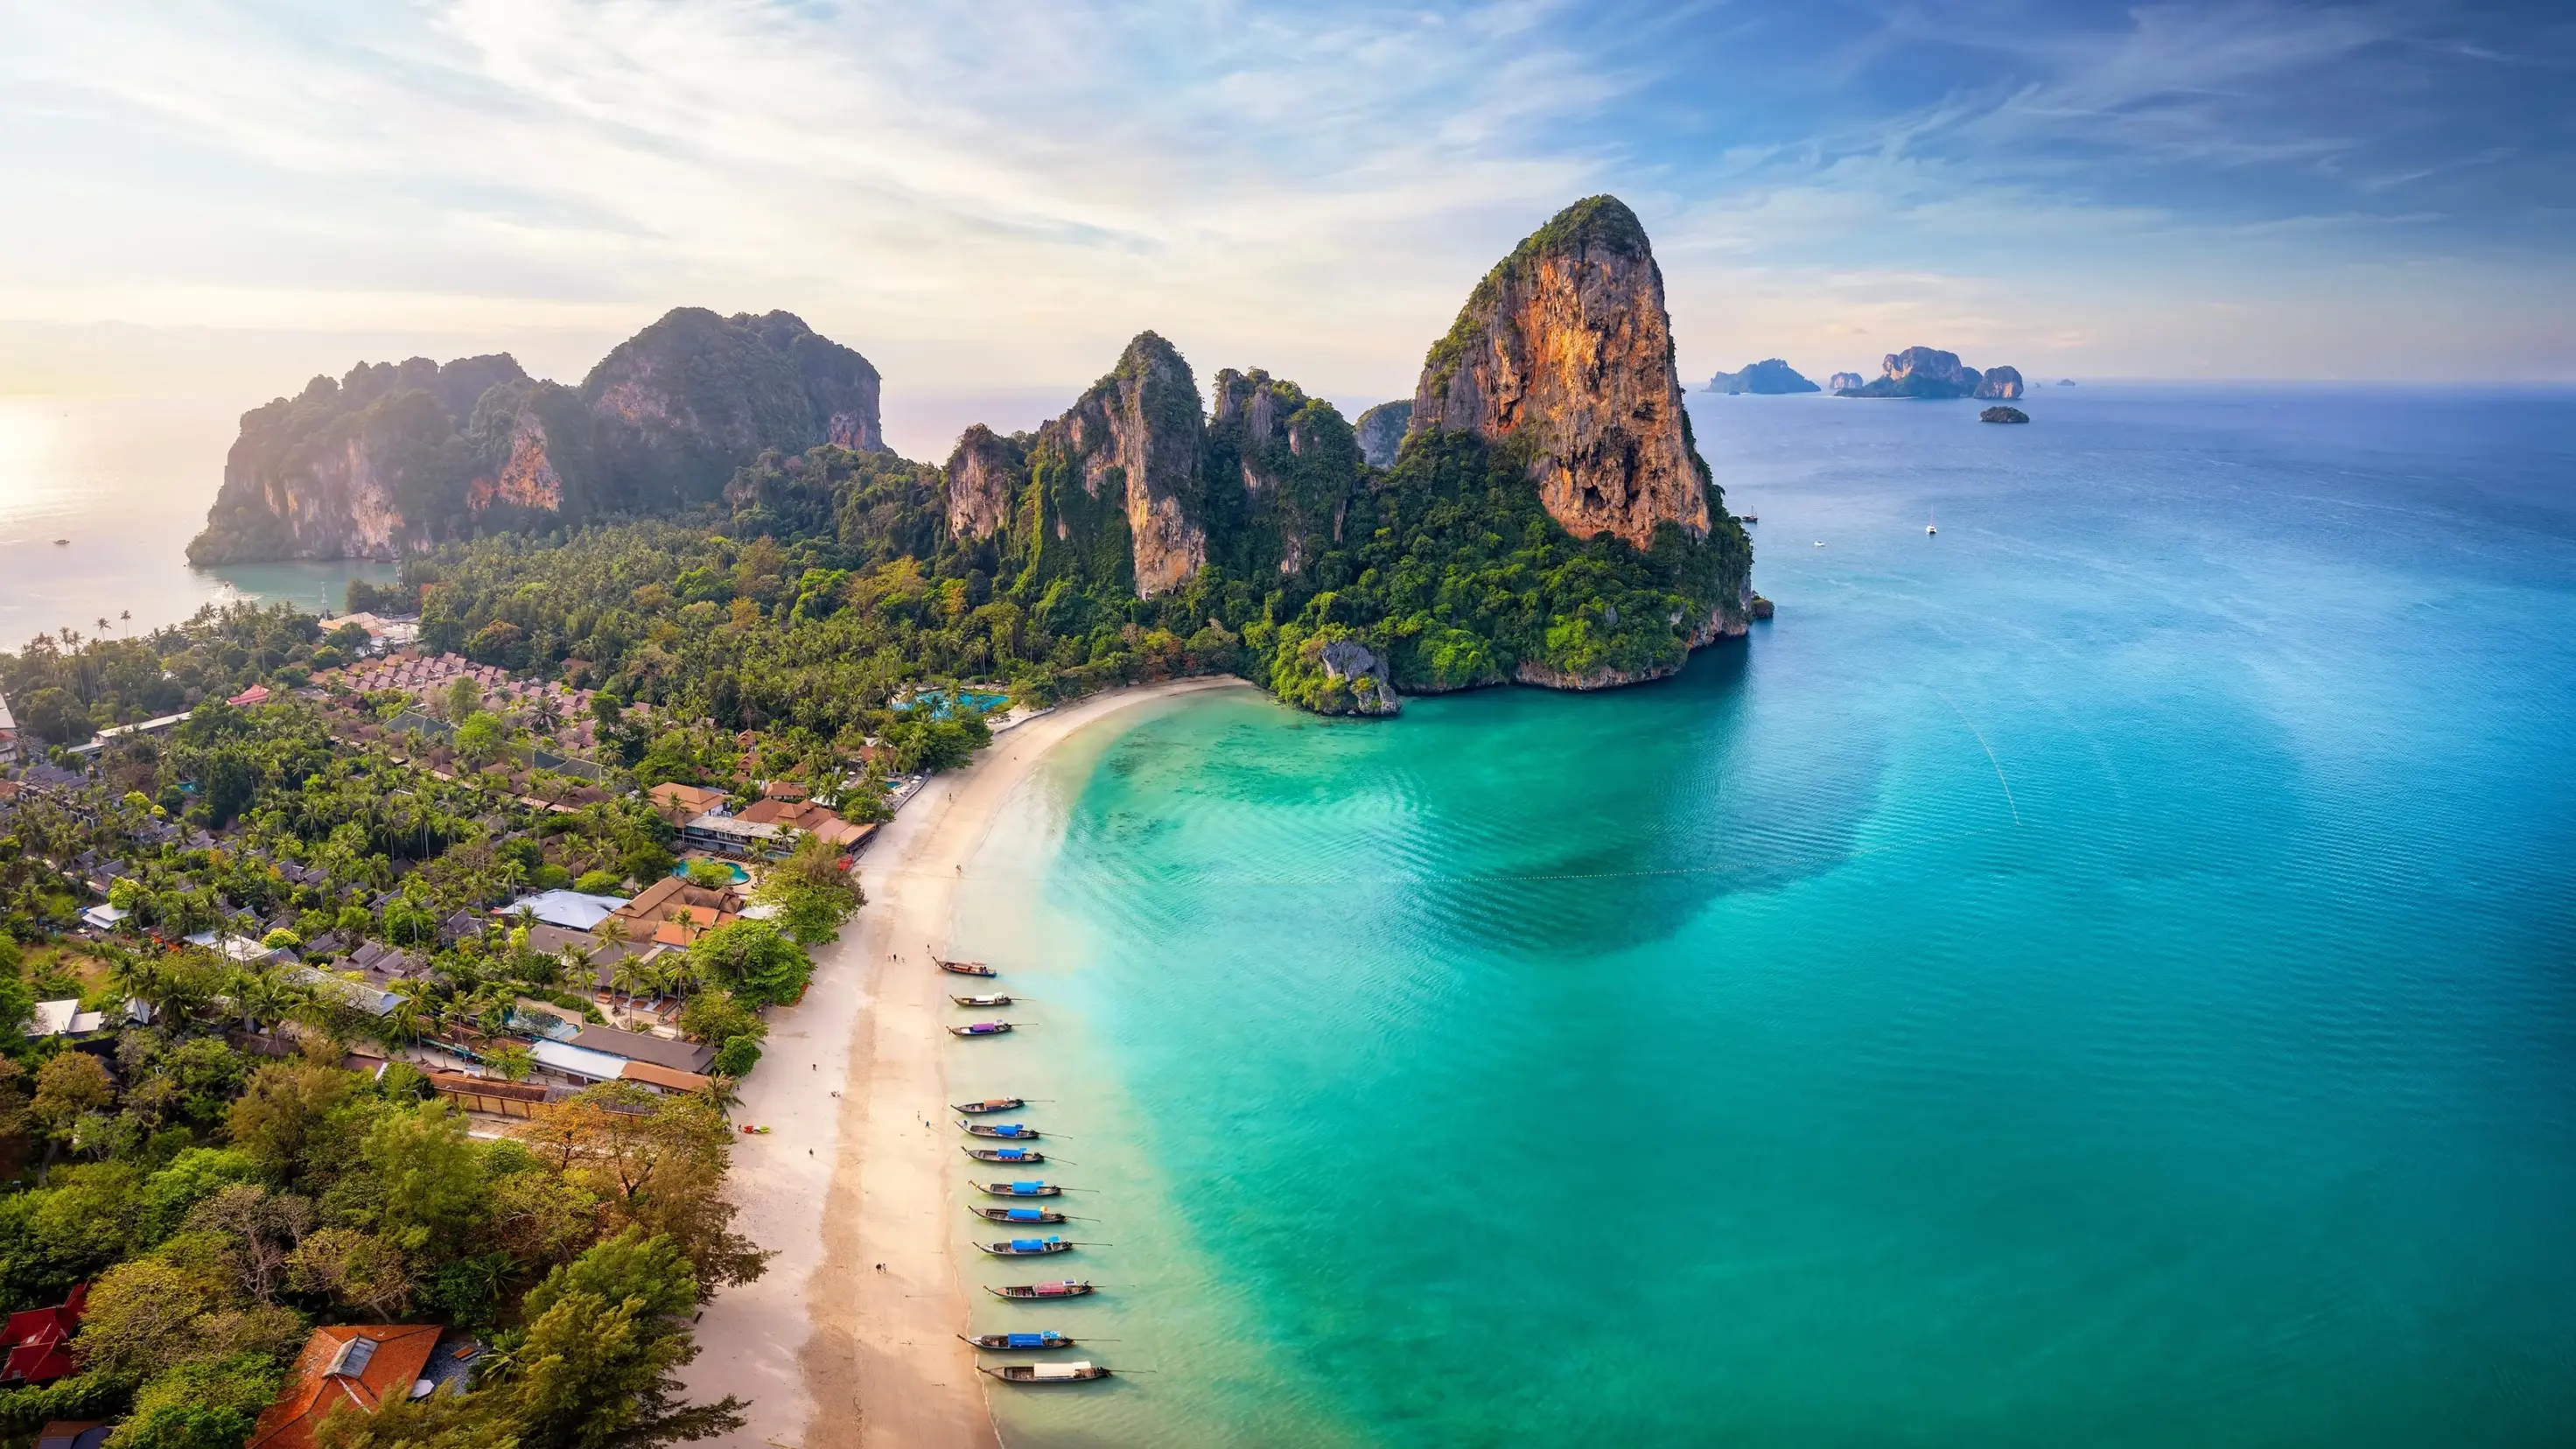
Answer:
(610, 956, 650, 1012)
(593, 914, 633, 953)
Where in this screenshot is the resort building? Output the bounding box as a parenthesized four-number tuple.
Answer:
(570, 1022, 717, 1076)
(0, 690, 18, 766)
(247, 1325, 458, 1449)
(648, 781, 727, 825)
(506, 888, 630, 931)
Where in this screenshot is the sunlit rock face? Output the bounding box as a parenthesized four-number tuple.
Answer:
(1407, 195, 1712, 552)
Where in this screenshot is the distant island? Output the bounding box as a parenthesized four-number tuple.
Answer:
(1980, 405, 2030, 424)
(1827, 371, 1866, 393)
(185, 195, 1754, 718)
(1704, 360, 1819, 395)
(1834, 347, 2026, 400)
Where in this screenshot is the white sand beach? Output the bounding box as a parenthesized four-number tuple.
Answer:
(682, 677, 1246, 1449)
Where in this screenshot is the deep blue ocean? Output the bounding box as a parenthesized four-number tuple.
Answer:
(950, 384, 2576, 1447)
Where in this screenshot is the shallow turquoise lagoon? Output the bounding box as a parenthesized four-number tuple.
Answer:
(951, 386, 2576, 1447)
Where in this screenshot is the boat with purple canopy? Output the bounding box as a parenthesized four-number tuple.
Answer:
(987, 1280, 1094, 1300)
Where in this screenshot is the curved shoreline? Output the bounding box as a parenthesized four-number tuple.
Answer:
(681, 677, 1250, 1449)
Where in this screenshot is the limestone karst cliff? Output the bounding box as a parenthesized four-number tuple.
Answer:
(188, 309, 889, 564)
(1354, 400, 1411, 467)
(908, 194, 1750, 711)
(1828, 372, 1866, 394)
(1406, 195, 1712, 553)
(1974, 366, 2026, 400)
(1842, 346, 1984, 399)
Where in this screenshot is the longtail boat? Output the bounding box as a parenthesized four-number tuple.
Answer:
(958, 1119, 1040, 1140)
(954, 1098, 1026, 1115)
(948, 1021, 1014, 1038)
(961, 1331, 1076, 1350)
(986, 1280, 1093, 1300)
(935, 956, 998, 978)
(976, 1180, 1062, 1197)
(963, 1146, 1046, 1165)
(951, 994, 1013, 1008)
(970, 1205, 1068, 1224)
(982, 1361, 1111, 1384)
(976, 1236, 1074, 1256)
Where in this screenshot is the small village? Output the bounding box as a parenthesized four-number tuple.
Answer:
(0, 616, 1018, 1447)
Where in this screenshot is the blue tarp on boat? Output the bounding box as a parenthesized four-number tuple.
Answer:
(996, 1124, 1028, 1136)
(1011, 1180, 1043, 1191)
(997, 1148, 1027, 1159)
(1010, 1238, 1047, 1250)
(1007, 1208, 1044, 1221)
(1005, 1334, 1050, 1348)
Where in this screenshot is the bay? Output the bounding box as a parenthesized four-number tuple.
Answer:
(951, 385, 2576, 1446)
(0, 395, 393, 647)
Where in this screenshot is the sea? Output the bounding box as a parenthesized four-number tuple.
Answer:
(948, 384, 2576, 1447)
(0, 395, 394, 650)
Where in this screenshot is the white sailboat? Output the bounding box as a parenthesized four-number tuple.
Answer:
(1926, 508, 1937, 536)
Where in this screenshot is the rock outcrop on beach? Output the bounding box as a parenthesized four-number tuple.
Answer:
(1828, 372, 1866, 394)
(1974, 366, 2026, 401)
(1841, 346, 1984, 400)
(1270, 627, 1402, 716)
(188, 309, 890, 564)
(1980, 406, 2030, 424)
(1706, 359, 1820, 395)
(1405, 195, 1712, 552)
(1354, 400, 1411, 467)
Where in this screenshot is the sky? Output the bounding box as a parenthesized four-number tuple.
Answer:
(2, 0, 2571, 456)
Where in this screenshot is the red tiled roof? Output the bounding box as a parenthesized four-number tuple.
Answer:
(0, 1284, 86, 1386)
(248, 1325, 442, 1449)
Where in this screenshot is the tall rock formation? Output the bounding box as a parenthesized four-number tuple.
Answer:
(189, 309, 890, 564)
(942, 424, 1026, 542)
(1353, 400, 1411, 468)
(1206, 368, 1361, 578)
(1406, 195, 1711, 551)
(1828, 372, 1866, 394)
(1004, 332, 1209, 598)
(1973, 365, 2025, 400)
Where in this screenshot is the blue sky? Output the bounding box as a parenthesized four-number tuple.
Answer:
(1, 0, 2568, 451)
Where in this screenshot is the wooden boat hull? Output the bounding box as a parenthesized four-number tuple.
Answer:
(982, 1365, 1111, 1383)
(948, 1023, 1014, 1037)
(961, 1334, 1076, 1350)
(963, 1147, 1047, 1165)
(987, 1282, 1095, 1299)
(954, 1099, 1026, 1115)
(950, 995, 1013, 1007)
(976, 1241, 1074, 1256)
(959, 1122, 1041, 1140)
(935, 957, 998, 977)
(976, 1182, 1062, 1197)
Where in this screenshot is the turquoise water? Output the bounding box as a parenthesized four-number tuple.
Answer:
(956, 385, 2576, 1446)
